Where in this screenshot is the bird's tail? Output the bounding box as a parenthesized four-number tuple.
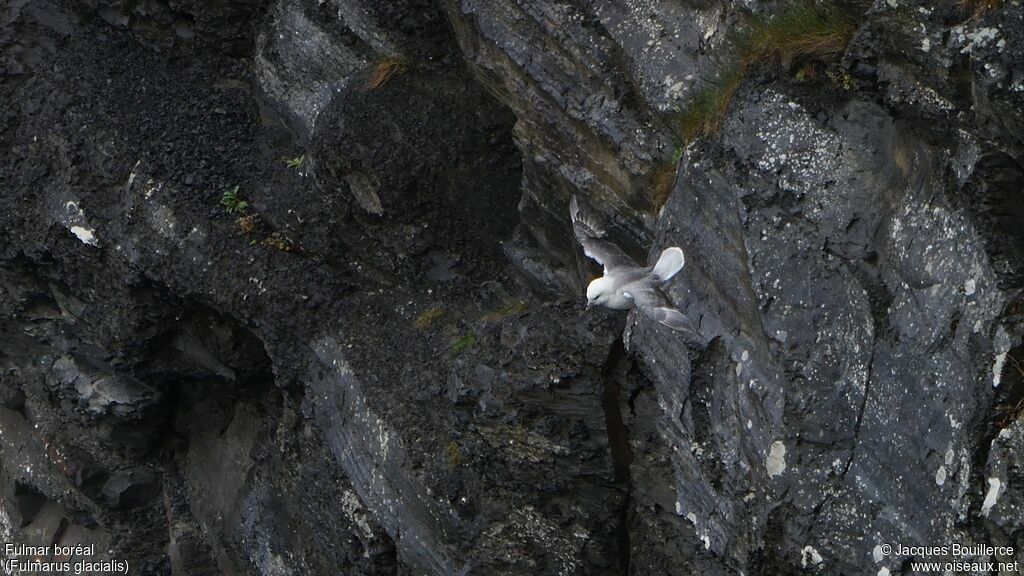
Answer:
(651, 247, 685, 282)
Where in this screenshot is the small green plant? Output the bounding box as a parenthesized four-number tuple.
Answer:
(676, 2, 857, 142)
(451, 332, 477, 355)
(415, 306, 446, 329)
(483, 301, 530, 322)
(825, 66, 856, 90)
(221, 186, 248, 214)
(443, 441, 463, 468)
(794, 63, 816, 82)
(261, 231, 295, 252)
(285, 155, 305, 169)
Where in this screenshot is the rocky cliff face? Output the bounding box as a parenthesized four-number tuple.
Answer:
(2, 0, 1022, 574)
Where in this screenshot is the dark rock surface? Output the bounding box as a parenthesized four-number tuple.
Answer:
(2, 0, 1023, 574)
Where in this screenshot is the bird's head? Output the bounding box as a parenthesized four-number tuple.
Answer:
(586, 276, 614, 308)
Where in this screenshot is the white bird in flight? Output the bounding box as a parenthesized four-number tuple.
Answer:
(570, 196, 696, 334)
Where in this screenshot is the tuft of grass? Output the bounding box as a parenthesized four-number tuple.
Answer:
(991, 350, 1024, 426)
(998, 398, 1024, 428)
(649, 159, 680, 213)
(285, 155, 305, 169)
(483, 300, 530, 322)
(236, 214, 260, 234)
(741, 3, 856, 68)
(443, 442, 463, 468)
(414, 306, 446, 329)
(677, 65, 745, 143)
(996, 354, 1024, 428)
(221, 185, 248, 214)
(365, 56, 408, 90)
(960, 0, 1002, 16)
(451, 332, 477, 355)
(676, 2, 857, 143)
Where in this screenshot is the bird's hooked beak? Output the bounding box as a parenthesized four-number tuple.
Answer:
(586, 300, 594, 309)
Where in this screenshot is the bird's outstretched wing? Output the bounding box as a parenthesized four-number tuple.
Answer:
(622, 285, 699, 335)
(644, 307, 699, 334)
(570, 196, 635, 272)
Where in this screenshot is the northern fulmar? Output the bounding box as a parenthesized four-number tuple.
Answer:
(570, 196, 696, 334)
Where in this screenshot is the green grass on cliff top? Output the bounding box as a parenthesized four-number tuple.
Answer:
(677, 2, 857, 143)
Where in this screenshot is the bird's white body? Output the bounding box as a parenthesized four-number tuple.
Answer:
(586, 276, 632, 309)
(585, 247, 685, 310)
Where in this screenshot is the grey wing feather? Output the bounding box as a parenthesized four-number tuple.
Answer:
(645, 307, 700, 335)
(570, 195, 605, 239)
(621, 284, 669, 308)
(578, 237, 634, 272)
(622, 285, 699, 335)
(570, 196, 635, 272)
